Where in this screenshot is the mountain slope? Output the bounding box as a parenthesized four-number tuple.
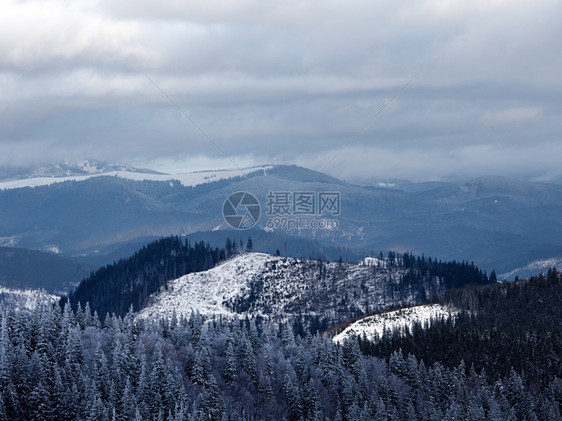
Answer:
(2, 163, 562, 272)
(137, 251, 490, 325)
(361, 269, 562, 393)
(332, 303, 458, 343)
(0, 286, 57, 310)
(0, 246, 92, 293)
(67, 236, 225, 318)
(0, 160, 272, 190)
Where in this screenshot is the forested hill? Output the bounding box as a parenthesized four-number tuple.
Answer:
(67, 235, 492, 324)
(1, 275, 557, 420)
(362, 268, 562, 405)
(66, 237, 227, 318)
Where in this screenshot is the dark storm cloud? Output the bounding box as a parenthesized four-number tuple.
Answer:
(1, 0, 561, 181)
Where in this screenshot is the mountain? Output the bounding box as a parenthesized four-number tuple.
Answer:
(0, 159, 271, 190)
(500, 257, 562, 280)
(67, 236, 225, 318)
(137, 252, 417, 321)
(2, 163, 562, 274)
(1, 235, 558, 421)
(0, 159, 150, 181)
(361, 268, 562, 392)
(67, 236, 491, 321)
(0, 246, 92, 293)
(3, 273, 558, 420)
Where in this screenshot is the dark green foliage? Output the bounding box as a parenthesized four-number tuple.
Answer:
(66, 236, 226, 319)
(1, 300, 559, 420)
(364, 268, 562, 393)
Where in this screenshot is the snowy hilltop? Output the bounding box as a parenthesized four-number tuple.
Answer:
(332, 303, 458, 343)
(0, 160, 272, 190)
(137, 252, 451, 322)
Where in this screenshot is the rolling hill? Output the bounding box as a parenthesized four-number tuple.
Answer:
(2, 162, 562, 275)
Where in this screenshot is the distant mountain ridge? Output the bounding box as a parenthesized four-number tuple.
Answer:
(2, 162, 562, 274)
(0, 246, 92, 293)
(0, 159, 272, 190)
(0, 159, 150, 181)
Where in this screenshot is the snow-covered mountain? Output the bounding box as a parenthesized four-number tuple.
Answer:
(0, 160, 143, 181)
(0, 160, 273, 190)
(138, 253, 431, 322)
(2, 161, 562, 274)
(499, 257, 562, 281)
(332, 303, 458, 343)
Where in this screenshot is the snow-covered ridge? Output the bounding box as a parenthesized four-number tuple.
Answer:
(0, 286, 58, 310)
(499, 257, 562, 281)
(137, 252, 431, 322)
(0, 165, 273, 190)
(333, 304, 457, 343)
(138, 253, 272, 319)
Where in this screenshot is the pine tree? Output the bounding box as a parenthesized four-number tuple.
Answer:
(196, 374, 223, 420)
(224, 339, 238, 384)
(282, 365, 302, 421)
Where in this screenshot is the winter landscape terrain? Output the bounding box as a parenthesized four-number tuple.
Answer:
(2, 0, 561, 417)
(2, 160, 562, 281)
(137, 253, 444, 321)
(332, 303, 458, 343)
(0, 161, 561, 420)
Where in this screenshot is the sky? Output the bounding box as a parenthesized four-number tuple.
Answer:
(1, 0, 561, 183)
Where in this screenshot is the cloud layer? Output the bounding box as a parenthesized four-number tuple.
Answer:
(1, 0, 561, 182)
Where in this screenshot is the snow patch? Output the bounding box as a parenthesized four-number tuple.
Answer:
(0, 166, 273, 190)
(45, 245, 61, 254)
(500, 257, 562, 281)
(333, 304, 457, 343)
(361, 256, 386, 268)
(0, 286, 58, 310)
(138, 253, 284, 319)
(0, 235, 19, 247)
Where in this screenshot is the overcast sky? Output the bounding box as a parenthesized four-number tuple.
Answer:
(1, 0, 560, 182)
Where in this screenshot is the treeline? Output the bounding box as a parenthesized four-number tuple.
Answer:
(2, 301, 560, 420)
(398, 251, 492, 290)
(67, 237, 493, 327)
(360, 268, 562, 402)
(67, 237, 228, 319)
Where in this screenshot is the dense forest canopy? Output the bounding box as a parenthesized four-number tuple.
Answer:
(1, 235, 560, 420)
(363, 268, 562, 391)
(2, 294, 561, 420)
(67, 237, 227, 319)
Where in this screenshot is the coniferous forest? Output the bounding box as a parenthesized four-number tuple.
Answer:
(1, 236, 560, 420)
(67, 237, 228, 319)
(1, 270, 561, 420)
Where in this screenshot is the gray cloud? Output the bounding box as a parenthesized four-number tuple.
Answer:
(0, 0, 561, 182)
